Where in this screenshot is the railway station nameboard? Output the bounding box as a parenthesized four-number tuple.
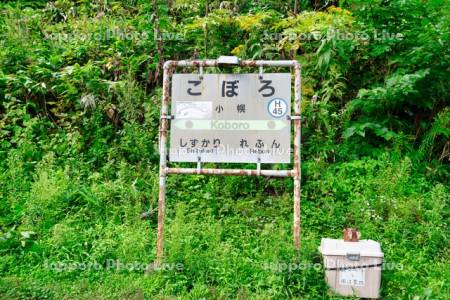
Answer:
(169, 73, 291, 163)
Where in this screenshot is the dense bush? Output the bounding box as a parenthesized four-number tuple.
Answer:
(0, 0, 448, 298)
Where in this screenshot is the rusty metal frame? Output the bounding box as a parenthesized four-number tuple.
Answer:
(156, 58, 301, 265)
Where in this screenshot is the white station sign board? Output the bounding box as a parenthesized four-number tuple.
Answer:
(169, 73, 291, 163)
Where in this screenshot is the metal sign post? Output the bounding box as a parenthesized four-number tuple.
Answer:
(156, 57, 301, 265)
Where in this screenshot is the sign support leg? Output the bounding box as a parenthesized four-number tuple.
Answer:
(156, 63, 171, 266)
(156, 175, 166, 265)
(293, 62, 302, 252)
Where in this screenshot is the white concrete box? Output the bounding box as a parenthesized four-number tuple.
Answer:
(318, 238, 384, 299)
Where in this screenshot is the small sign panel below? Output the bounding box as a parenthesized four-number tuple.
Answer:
(339, 269, 366, 287)
(169, 73, 291, 163)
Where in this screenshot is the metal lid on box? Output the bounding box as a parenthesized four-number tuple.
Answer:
(318, 238, 384, 258)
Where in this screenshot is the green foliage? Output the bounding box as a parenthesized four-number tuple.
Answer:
(0, 0, 448, 299)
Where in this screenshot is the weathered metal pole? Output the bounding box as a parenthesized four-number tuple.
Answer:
(156, 61, 172, 265)
(165, 167, 292, 177)
(293, 61, 302, 251)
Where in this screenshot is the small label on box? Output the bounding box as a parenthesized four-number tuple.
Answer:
(339, 269, 365, 286)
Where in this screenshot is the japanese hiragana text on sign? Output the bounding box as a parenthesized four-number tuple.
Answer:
(169, 73, 291, 163)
